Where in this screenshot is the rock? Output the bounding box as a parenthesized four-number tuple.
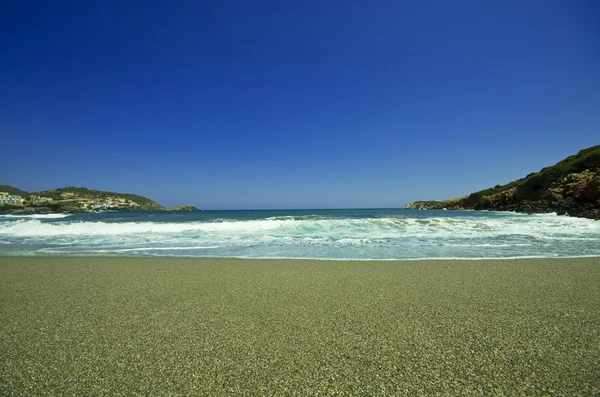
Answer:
(580, 174, 600, 203)
(164, 205, 201, 211)
(404, 201, 444, 210)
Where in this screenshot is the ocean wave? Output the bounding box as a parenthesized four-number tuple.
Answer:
(0, 218, 292, 236)
(441, 243, 535, 247)
(1, 215, 599, 239)
(39, 245, 221, 253)
(0, 213, 71, 219)
(1, 211, 599, 259)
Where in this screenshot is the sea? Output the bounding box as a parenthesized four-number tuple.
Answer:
(0, 209, 599, 260)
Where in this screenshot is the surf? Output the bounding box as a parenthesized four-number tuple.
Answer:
(0, 209, 598, 259)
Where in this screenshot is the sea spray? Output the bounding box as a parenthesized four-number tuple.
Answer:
(0, 209, 599, 259)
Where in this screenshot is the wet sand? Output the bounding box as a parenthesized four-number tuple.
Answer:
(1, 257, 599, 395)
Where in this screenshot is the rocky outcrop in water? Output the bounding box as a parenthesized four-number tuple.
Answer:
(405, 200, 445, 210)
(164, 205, 202, 211)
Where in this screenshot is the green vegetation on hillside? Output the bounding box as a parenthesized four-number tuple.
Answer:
(0, 204, 23, 211)
(516, 145, 600, 200)
(406, 145, 600, 219)
(0, 185, 29, 197)
(35, 187, 163, 210)
(1, 185, 201, 214)
(472, 145, 600, 200)
(0, 185, 168, 213)
(469, 180, 522, 199)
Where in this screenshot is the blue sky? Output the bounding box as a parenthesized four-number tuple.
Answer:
(1, 1, 599, 209)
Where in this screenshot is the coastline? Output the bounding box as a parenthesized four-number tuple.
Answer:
(0, 206, 201, 215)
(405, 203, 600, 220)
(1, 256, 599, 395)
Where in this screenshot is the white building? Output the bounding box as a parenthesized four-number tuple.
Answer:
(9, 195, 24, 205)
(29, 195, 54, 204)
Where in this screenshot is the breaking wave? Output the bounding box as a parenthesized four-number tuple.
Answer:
(0, 213, 71, 219)
(0, 210, 599, 259)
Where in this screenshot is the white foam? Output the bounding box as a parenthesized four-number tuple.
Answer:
(0, 218, 292, 236)
(40, 246, 220, 253)
(442, 243, 534, 247)
(1, 215, 599, 240)
(0, 214, 71, 219)
(1, 212, 599, 259)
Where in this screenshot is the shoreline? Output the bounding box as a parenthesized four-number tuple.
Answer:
(406, 204, 600, 220)
(4, 253, 600, 261)
(2, 256, 599, 395)
(2, 205, 598, 218)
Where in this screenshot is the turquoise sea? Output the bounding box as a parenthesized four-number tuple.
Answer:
(1, 209, 599, 259)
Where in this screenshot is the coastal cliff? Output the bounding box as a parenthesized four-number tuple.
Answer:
(406, 145, 600, 219)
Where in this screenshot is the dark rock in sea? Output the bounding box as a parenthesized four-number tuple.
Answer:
(164, 205, 202, 211)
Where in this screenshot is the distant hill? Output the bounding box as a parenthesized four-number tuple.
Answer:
(0, 185, 29, 197)
(406, 145, 600, 219)
(1, 185, 200, 213)
(34, 186, 164, 210)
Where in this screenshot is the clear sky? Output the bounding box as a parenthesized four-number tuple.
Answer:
(1, 1, 599, 209)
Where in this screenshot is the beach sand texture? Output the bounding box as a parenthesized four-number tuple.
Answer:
(1, 257, 599, 395)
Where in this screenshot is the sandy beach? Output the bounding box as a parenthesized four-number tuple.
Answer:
(1, 256, 599, 395)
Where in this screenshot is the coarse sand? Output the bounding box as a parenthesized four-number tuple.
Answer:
(1, 257, 599, 395)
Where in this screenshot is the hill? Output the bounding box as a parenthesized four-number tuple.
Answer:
(34, 186, 164, 210)
(0, 185, 30, 197)
(406, 145, 600, 219)
(1, 185, 200, 213)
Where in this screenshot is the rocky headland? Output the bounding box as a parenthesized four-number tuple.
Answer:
(406, 145, 600, 220)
